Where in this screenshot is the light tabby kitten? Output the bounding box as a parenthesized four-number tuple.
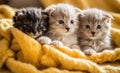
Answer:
(44, 3, 81, 48)
(78, 8, 113, 55)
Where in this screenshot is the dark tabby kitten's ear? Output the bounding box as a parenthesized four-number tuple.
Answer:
(41, 11, 49, 20)
(13, 11, 25, 22)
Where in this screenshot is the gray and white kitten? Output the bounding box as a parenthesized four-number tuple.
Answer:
(77, 8, 113, 55)
(44, 3, 81, 48)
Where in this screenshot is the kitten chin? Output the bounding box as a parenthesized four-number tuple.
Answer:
(77, 8, 113, 55)
(45, 3, 81, 49)
(13, 7, 49, 39)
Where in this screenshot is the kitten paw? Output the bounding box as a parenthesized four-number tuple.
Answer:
(83, 49, 96, 56)
(37, 36, 52, 45)
(51, 40, 64, 48)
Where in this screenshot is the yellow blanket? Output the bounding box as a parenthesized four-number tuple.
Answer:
(0, 5, 120, 73)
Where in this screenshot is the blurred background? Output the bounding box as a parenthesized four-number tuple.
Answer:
(0, 0, 120, 13)
(0, 0, 120, 29)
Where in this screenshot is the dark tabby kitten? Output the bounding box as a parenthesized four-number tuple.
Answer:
(13, 7, 49, 39)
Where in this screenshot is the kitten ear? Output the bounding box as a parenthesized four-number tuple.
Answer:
(103, 13, 113, 23)
(41, 11, 49, 19)
(13, 11, 24, 22)
(46, 8, 55, 17)
(77, 11, 84, 20)
(74, 7, 81, 13)
(74, 7, 82, 18)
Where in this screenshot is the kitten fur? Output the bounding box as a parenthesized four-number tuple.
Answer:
(13, 7, 61, 45)
(45, 3, 81, 49)
(13, 7, 49, 39)
(77, 8, 113, 55)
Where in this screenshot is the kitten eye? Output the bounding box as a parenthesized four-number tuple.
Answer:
(85, 25, 90, 29)
(58, 20, 64, 24)
(97, 25, 101, 29)
(70, 20, 74, 24)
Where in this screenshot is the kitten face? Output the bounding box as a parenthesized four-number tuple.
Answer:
(45, 3, 80, 35)
(49, 12, 77, 35)
(78, 8, 112, 40)
(13, 8, 49, 38)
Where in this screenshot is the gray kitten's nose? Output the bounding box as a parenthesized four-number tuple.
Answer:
(91, 32, 95, 36)
(66, 27, 70, 31)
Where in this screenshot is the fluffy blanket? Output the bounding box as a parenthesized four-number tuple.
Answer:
(0, 5, 120, 73)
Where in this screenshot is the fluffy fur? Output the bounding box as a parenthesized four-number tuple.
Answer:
(77, 8, 113, 55)
(13, 7, 49, 39)
(45, 3, 81, 49)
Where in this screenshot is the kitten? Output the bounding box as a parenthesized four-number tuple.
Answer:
(13, 7, 54, 44)
(13, 7, 49, 39)
(45, 3, 81, 49)
(77, 8, 113, 55)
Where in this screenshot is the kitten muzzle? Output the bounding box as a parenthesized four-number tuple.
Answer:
(91, 32, 95, 36)
(65, 27, 70, 31)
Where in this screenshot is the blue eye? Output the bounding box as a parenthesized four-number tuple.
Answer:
(58, 20, 64, 24)
(85, 25, 90, 29)
(97, 25, 101, 29)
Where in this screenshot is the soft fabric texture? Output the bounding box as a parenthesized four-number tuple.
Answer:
(0, 5, 120, 73)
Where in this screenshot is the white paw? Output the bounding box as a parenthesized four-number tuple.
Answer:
(51, 40, 64, 48)
(83, 49, 96, 56)
(37, 36, 52, 45)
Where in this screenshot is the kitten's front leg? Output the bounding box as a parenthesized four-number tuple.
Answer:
(51, 40, 64, 48)
(37, 36, 52, 45)
(81, 46, 96, 56)
(96, 41, 113, 52)
(101, 46, 113, 52)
